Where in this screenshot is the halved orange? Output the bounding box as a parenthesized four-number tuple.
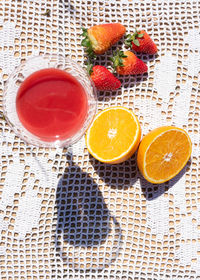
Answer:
(85, 106, 141, 164)
(137, 126, 192, 184)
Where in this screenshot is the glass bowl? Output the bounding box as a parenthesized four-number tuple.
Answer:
(2, 55, 97, 148)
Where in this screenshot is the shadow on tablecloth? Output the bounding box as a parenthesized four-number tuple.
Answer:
(53, 154, 123, 271)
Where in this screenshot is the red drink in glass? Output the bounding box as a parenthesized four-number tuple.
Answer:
(16, 68, 89, 142)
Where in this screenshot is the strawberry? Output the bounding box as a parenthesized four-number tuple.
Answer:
(81, 23, 126, 57)
(89, 65, 121, 91)
(125, 30, 157, 54)
(111, 50, 148, 75)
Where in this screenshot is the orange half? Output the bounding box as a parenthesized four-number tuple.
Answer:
(86, 106, 141, 164)
(137, 126, 192, 184)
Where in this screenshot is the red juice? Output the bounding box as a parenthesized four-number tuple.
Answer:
(16, 68, 88, 142)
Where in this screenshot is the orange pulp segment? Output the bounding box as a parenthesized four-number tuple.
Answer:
(86, 106, 141, 164)
(137, 126, 192, 184)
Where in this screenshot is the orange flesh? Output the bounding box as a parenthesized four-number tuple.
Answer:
(86, 107, 141, 163)
(144, 129, 191, 182)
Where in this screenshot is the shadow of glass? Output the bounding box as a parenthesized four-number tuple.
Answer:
(54, 156, 122, 271)
(89, 153, 138, 190)
(140, 160, 192, 200)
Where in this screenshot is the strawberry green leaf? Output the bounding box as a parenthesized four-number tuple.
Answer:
(81, 27, 96, 60)
(81, 38, 90, 47)
(81, 27, 88, 36)
(110, 50, 127, 71)
(125, 31, 144, 48)
(137, 33, 144, 38)
(86, 62, 93, 75)
(133, 39, 140, 46)
(125, 40, 132, 48)
(125, 34, 135, 48)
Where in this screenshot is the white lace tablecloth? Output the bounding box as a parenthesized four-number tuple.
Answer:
(0, 0, 200, 279)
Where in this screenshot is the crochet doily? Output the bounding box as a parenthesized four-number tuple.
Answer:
(0, 0, 200, 279)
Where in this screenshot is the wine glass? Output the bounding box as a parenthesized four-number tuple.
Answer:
(3, 55, 97, 148)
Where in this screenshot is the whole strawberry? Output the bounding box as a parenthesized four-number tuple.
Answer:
(125, 30, 157, 54)
(81, 23, 126, 57)
(111, 50, 148, 75)
(90, 65, 121, 91)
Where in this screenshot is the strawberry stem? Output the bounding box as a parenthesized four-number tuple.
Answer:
(81, 27, 96, 60)
(125, 30, 144, 48)
(110, 50, 127, 72)
(85, 60, 94, 75)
